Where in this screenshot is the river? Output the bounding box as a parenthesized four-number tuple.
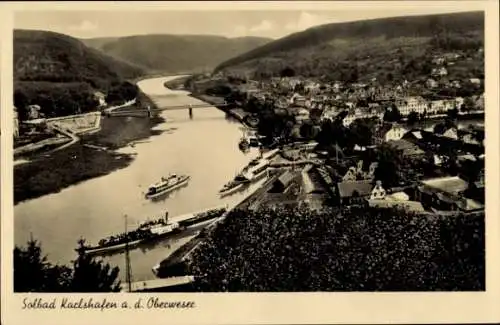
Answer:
(14, 75, 261, 283)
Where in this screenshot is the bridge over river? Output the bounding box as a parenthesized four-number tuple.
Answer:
(105, 102, 230, 118)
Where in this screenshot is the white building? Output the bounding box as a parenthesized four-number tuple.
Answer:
(94, 91, 107, 107)
(426, 78, 438, 89)
(295, 108, 310, 123)
(429, 99, 455, 115)
(431, 67, 448, 77)
(369, 181, 387, 200)
(396, 96, 427, 116)
(455, 97, 465, 110)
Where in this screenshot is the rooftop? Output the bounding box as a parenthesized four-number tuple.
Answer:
(421, 176, 469, 195)
(387, 139, 425, 156)
(337, 180, 373, 198)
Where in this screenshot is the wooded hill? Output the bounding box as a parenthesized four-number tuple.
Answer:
(14, 30, 145, 120)
(82, 35, 271, 74)
(215, 11, 484, 82)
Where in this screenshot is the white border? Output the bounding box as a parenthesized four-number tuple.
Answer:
(1, 2, 499, 324)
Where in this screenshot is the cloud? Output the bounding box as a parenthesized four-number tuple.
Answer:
(285, 12, 336, 32)
(249, 20, 274, 33)
(230, 20, 275, 37)
(69, 20, 98, 33)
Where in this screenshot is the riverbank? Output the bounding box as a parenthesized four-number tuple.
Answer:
(14, 91, 165, 205)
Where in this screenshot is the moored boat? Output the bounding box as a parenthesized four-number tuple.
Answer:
(79, 210, 183, 256)
(248, 157, 260, 167)
(145, 173, 190, 199)
(219, 173, 251, 196)
(178, 207, 227, 228)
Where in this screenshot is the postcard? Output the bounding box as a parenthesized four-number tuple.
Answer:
(1, 1, 499, 324)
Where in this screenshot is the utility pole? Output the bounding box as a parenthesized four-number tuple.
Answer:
(124, 215, 132, 292)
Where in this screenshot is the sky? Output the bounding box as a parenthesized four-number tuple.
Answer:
(14, 6, 480, 40)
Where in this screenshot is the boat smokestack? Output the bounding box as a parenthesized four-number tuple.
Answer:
(165, 211, 169, 223)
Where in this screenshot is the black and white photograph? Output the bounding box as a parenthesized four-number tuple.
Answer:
(7, 3, 492, 297)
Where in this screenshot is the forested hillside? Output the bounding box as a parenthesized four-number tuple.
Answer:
(215, 11, 484, 82)
(14, 30, 146, 119)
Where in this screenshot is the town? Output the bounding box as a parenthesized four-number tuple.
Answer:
(180, 47, 485, 215)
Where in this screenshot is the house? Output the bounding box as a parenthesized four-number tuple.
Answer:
(295, 108, 311, 123)
(455, 97, 465, 110)
(433, 155, 444, 166)
(13, 106, 19, 138)
(271, 171, 295, 193)
(279, 77, 303, 91)
(273, 108, 289, 117)
(94, 91, 107, 107)
(386, 191, 410, 201)
(367, 162, 378, 179)
(342, 166, 358, 182)
(342, 113, 356, 127)
(27, 105, 41, 120)
(395, 96, 427, 116)
(473, 93, 485, 110)
(426, 78, 439, 89)
(429, 99, 455, 115)
(441, 127, 458, 140)
(321, 108, 338, 121)
(342, 160, 378, 182)
(432, 57, 446, 65)
(369, 180, 386, 200)
(332, 81, 344, 92)
(386, 139, 425, 159)
(461, 133, 481, 145)
(450, 80, 461, 88)
(304, 81, 321, 94)
(469, 78, 481, 85)
(415, 176, 483, 212)
(345, 101, 356, 109)
(381, 123, 408, 142)
(275, 97, 290, 109)
(431, 67, 448, 77)
(443, 53, 461, 60)
(290, 93, 307, 107)
(337, 180, 374, 205)
(402, 130, 426, 144)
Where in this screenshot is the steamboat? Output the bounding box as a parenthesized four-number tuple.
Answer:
(145, 173, 190, 199)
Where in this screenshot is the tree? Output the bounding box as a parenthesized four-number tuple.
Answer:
(14, 238, 121, 292)
(461, 96, 476, 112)
(407, 111, 419, 126)
(434, 122, 447, 135)
(14, 238, 72, 292)
(383, 104, 401, 122)
(189, 206, 484, 291)
(374, 144, 402, 187)
(71, 239, 121, 292)
(280, 67, 295, 78)
(447, 107, 459, 120)
(299, 122, 315, 139)
(349, 118, 376, 147)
